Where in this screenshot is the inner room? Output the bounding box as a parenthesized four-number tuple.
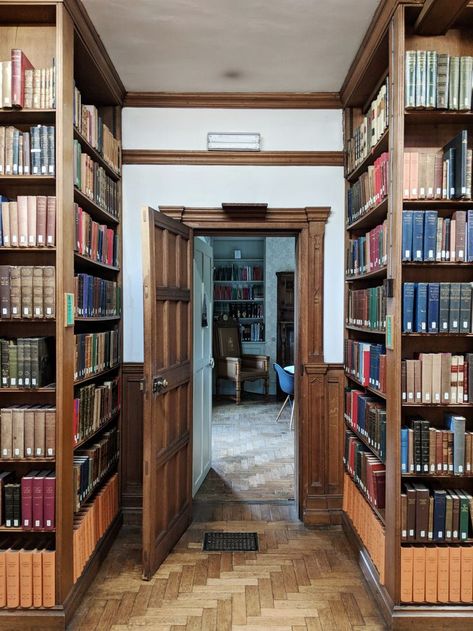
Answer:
(193, 235, 296, 504)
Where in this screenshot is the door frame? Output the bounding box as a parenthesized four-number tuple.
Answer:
(159, 205, 344, 525)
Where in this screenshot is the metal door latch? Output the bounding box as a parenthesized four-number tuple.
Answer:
(152, 376, 168, 394)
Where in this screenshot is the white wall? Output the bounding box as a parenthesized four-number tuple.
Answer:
(122, 108, 344, 365)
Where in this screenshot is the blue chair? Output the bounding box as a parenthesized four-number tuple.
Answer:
(273, 363, 295, 430)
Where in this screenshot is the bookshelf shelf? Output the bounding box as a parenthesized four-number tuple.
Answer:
(346, 128, 389, 183)
(0, 458, 55, 463)
(346, 197, 388, 232)
(74, 252, 119, 273)
(73, 127, 121, 181)
(74, 409, 120, 450)
(0, 247, 56, 253)
(0, 386, 55, 393)
(345, 266, 387, 281)
(0, 527, 55, 533)
(346, 325, 385, 336)
(402, 332, 473, 337)
(0, 108, 55, 124)
(74, 187, 119, 226)
(402, 402, 473, 408)
(345, 372, 386, 399)
(0, 175, 55, 183)
(74, 364, 120, 387)
(403, 200, 473, 208)
(344, 414, 385, 462)
(74, 316, 121, 323)
(343, 466, 386, 525)
(405, 110, 473, 125)
(213, 280, 264, 284)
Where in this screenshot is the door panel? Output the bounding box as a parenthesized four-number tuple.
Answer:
(141, 207, 193, 580)
(192, 238, 213, 495)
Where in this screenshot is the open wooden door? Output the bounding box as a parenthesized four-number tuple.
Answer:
(141, 206, 193, 580)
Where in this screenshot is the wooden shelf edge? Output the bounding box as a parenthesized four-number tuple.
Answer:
(346, 266, 387, 281)
(73, 128, 121, 181)
(74, 409, 120, 450)
(74, 188, 119, 226)
(74, 364, 120, 387)
(74, 252, 120, 273)
(346, 197, 388, 232)
(63, 512, 123, 627)
(345, 372, 386, 400)
(344, 415, 385, 462)
(346, 325, 385, 335)
(346, 128, 389, 182)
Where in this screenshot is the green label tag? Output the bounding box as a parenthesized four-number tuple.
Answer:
(386, 314, 393, 350)
(65, 293, 74, 327)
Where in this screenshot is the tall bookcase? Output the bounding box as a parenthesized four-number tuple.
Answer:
(342, 3, 473, 628)
(0, 2, 123, 628)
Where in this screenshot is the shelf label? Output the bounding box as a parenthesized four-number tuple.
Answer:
(65, 293, 75, 327)
(386, 314, 393, 350)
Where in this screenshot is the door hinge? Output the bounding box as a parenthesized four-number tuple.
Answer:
(139, 378, 145, 392)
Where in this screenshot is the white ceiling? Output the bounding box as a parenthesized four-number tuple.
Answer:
(82, 0, 381, 93)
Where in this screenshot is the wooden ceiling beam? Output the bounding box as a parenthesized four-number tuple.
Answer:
(414, 0, 470, 35)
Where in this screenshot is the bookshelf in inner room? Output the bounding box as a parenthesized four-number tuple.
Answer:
(0, 1, 123, 628)
(342, 2, 473, 628)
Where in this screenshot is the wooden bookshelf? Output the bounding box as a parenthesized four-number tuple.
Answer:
(342, 3, 473, 628)
(0, 2, 124, 628)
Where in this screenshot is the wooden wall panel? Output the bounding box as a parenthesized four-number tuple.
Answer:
(121, 363, 144, 524)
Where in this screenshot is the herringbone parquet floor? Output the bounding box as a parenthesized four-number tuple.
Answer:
(68, 399, 386, 630)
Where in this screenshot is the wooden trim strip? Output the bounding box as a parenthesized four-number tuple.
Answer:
(414, 0, 470, 35)
(123, 150, 343, 167)
(124, 91, 341, 109)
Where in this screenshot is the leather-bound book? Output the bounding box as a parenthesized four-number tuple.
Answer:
(461, 546, 473, 602)
(8, 340, 17, 387)
(41, 545, 55, 607)
(17, 196, 28, 247)
(401, 493, 407, 541)
(436, 430, 443, 473)
(27, 196, 36, 246)
(32, 266, 43, 319)
(21, 470, 37, 530)
(0, 408, 13, 458)
(449, 545, 461, 602)
(17, 337, 24, 387)
(1, 340, 9, 387)
(32, 549, 42, 607)
(451, 491, 461, 541)
(24, 407, 35, 458)
(20, 266, 33, 319)
(0, 472, 12, 524)
(23, 338, 31, 389)
(36, 196, 47, 247)
(12, 406, 24, 458)
(405, 483, 416, 541)
(34, 407, 45, 457)
(43, 472, 55, 530)
(43, 266, 55, 319)
(437, 546, 450, 603)
(0, 265, 10, 319)
(429, 428, 437, 474)
(1, 203, 10, 246)
(413, 483, 429, 541)
(433, 489, 446, 541)
(11, 49, 34, 109)
(441, 353, 451, 403)
(32, 470, 48, 529)
(400, 546, 413, 602)
(19, 544, 34, 608)
(0, 547, 5, 607)
(412, 546, 426, 602)
(45, 407, 55, 457)
(46, 196, 56, 247)
(414, 359, 422, 403)
(445, 492, 453, 541)
(5, 544, 20, 608)
(8, 201, 18, 247)
(425, 546, 438, 603)
(9, 266, 21, 318)
(428, 496, 434, 541)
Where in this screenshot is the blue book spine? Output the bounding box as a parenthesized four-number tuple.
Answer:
(412, 211, 425, 261)
(402, 210, 414, 261)
(433, 491, 446, 541)
(401, 427, 409, 473)
(423, 210, 438, 261)
(468, 210, 473, 262)
(403, 283, 416, 332)
(358, 396, 366, 435)
(415, 282, 428, 332)
(427, 282, 440, 333)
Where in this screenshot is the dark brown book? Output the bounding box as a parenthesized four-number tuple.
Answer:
(32, 267, 43, 319)
(453, 210, 467, 261)
(34, 408, 45, 457)
(414, 483, 430, 541)
(0, 408, 13, 458)
(401, 493, 407, 541)
(445, 492, 453, 541)
(0, 266, 10, 319)
(9, 266, 21, 319)
(24, 407, 35, 458)
(43, 266, 55, 319)
(12, 406, 24, 459)
(20, 266, 33, 319)
(405, 483, 416, 541)
(46, 197, 56, 247)
(45, 408, 55, 457)
(451, 491, 460, 541)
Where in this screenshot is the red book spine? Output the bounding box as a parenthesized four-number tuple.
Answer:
(32, 474, 45, 529)
(11, 49, 34, 108)
(107, 228, 114, 265)
(43, 475, 55, 530)
(21, 476, 33, 529)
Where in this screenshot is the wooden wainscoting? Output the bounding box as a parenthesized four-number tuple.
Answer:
(121, 362, 144, 524)
(121, 360, 344, 525)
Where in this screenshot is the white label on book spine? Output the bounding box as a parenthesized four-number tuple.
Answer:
(10, 378, 16, 386)
(26, 448, 32, 455)
(14, 448, 19, 455)
(36, 448, 42, 455)
(38, 235, 44, 243)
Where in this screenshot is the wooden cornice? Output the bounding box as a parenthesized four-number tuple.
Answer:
(122, 150, 343, 167)
(124, 91, 341, 109)
(64, 0, 126, 104)
(414, 0, 470, 35)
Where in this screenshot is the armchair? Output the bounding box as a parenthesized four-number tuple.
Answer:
(213, 320, 269, 404)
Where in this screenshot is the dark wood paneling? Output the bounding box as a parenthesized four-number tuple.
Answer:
(124, 91, 341, 109)
(121, 363, 144, 524)
(122, 150, 344, 167)
(414, 0, 470, 35)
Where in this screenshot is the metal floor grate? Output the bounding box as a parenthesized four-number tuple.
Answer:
(203, 531, 259, 552)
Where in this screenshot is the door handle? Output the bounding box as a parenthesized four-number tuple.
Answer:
(152, 376, 168, 394)
(209, 358, 215, 368)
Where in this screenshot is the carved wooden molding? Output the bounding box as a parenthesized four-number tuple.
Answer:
(122, 150, 344, 167)
(124, 91, 341, 109)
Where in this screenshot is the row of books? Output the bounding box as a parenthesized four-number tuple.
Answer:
(344, 339, 386, 393)
(213, 285, 263, 301)
(345, 389, 386, 461)
(0, 406, 55, 459)
(73, 473, 119, 583)
(346, 220, 388, 277)
(213, 265, 263, 281)
(74, 204, 118, 267)
(73, 378, 119, 446)
(0, 266, 55, 320)
(74, 427, 119, 512)
(347, 286, 386, 332)
(0, 470, 55, 530)
(403, 132, 472, 201)
(213, 303, 263, 320)
(1, 338, 52, 389)
(401, 545, 473, 604)
(401, 416, 472, 476)
(343, 473, 385, 582)
(0, 125, 55, 176)
(73, 140, 120, 217)
(74, 329, 120, 381)
(344, 430, 385, 510)
(0, 543, 55, 609)
(240, 322, 264, 342)
(402, 483, 472, 543)
(73, 86, 121, 174)
(402, 209, 473, 262)
(402, 353, 473, 405)
(74, 274, 120, 318)
(0, 49, 55, 110)
(346, 79, 388, 174)
(0, 196, 56, 248)
(346, 152, 389, 224)
(405, 51, 473, 111)
(402, 282, 473, 334)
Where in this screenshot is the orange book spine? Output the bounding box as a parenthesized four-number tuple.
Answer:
(19, 549, 33, 608)
(412, 546, 426, 602)
(5, 549, 20, 609)
(0, 552, 6, 607)
(41, 549, 55, 608)
(32, 551, 42, 607)
(401, 546, 414, 602)
(437, 546, 450, 603)
(449, 546, 461, 603)
(460, 546, 473, 602)
(425, 546, 438, 603)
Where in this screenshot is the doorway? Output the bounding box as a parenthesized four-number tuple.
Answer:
(193, 235, 297, 506)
